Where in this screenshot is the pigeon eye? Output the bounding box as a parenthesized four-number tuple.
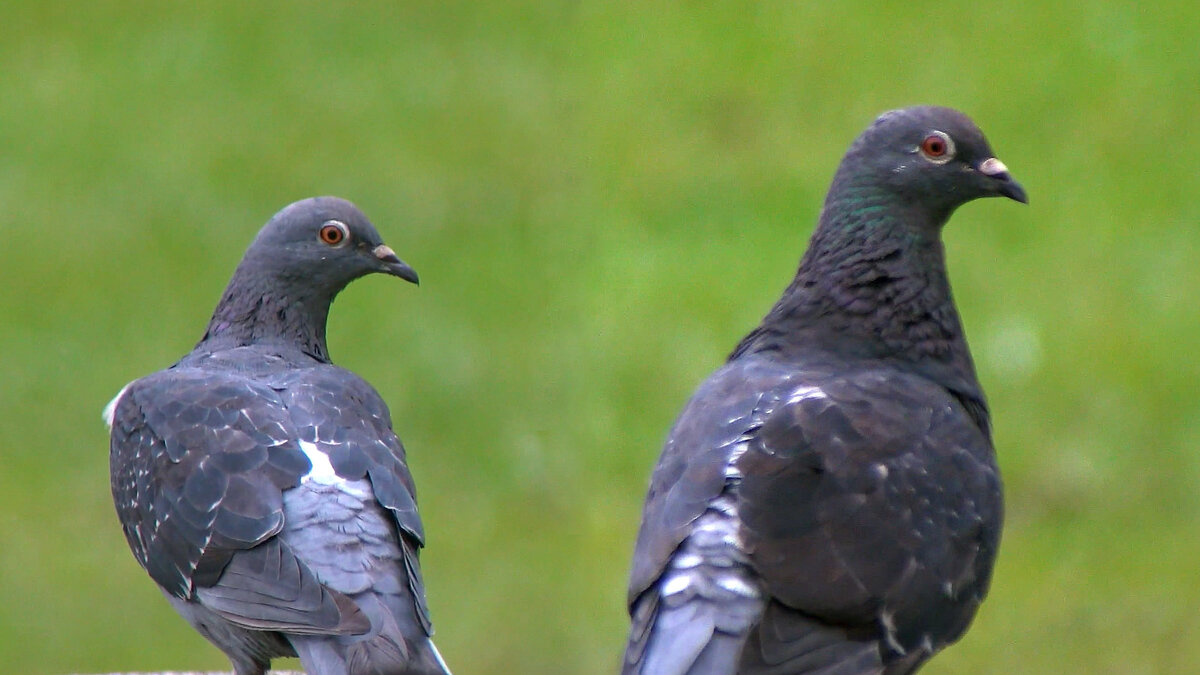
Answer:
(919, 132, 955, 162)
(318, 221, 349, 247)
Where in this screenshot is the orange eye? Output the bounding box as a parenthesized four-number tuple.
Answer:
(319, 221, 348, 246)
(919, 131, 954, 161)
(921, 135, 947, 157)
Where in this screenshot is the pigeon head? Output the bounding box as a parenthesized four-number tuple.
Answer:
(199, 196, 417, 361)
(833, 106, 1027, 225)
(734, 107, 1024, 390)
(244, 196, 420, 287)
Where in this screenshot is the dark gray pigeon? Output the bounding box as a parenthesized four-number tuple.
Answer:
(623, 107, 1026, 675)
(105, 197, 450, 675)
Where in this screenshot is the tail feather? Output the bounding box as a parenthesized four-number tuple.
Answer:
(291, 637, 349, 675)
(292, 633, 450, 675)
(290, 590, 450, 675)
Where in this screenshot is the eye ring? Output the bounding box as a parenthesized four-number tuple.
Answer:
(318, 220, 350, 247)
(918, 131, 955, 163)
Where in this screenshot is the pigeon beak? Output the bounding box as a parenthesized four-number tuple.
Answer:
(978, 157, 1028, 204)
(372, 244, 420, 285)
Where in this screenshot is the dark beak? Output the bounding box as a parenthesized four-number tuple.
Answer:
(372, 244, 420, 285)
(978, 157, 1028, 204)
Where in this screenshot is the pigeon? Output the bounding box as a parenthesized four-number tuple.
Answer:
(623, 107, 1026, 675)
(105, 197, 451, 675)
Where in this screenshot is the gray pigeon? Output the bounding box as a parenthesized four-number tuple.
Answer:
(623, 107, 1026, 674)
(105, 197, 450, 675)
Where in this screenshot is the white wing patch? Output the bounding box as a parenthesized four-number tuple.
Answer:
(297, 440, 371, 499)
(660, 504, 760, 601)
(786, 384, 827, 405)
(661, 572, 692, 598)
(724, 441, 751, 479)
(716, 575, 760, 597)
(880, 608, 906, 655)
(102, 381, 134, 430)
(725, 384, 826, 479)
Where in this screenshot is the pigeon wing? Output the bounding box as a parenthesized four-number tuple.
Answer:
(735, 369, 1003, 670)
(109, 367, 368, 635)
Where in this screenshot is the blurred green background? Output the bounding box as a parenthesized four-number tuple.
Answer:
(2, 2, 1198, 673)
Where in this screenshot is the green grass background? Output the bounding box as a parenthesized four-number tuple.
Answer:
(2, 2, 1198, 673)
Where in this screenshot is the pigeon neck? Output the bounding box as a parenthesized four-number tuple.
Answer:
(197, 264, 336, 363)
(732, 184, 982, 393)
